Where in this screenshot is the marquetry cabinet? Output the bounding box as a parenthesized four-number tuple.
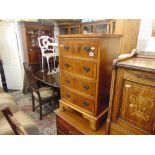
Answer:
(19, 22, 54, 65)
(106, 52, 155, 135)
(58, 34, 121, 130)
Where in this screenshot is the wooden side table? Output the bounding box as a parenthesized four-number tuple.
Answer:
(54, 108, 106, 135)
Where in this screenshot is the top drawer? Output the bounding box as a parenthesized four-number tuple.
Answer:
(59, 39, 99, 59)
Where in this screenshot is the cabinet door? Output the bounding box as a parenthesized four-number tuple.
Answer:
(112, 69, 155, 134)
(59, 27, 69, 34)
(95, 23, 108, 33)
(70, 26, 80, 34)
(28, 49, 41, 65)
(26, 28, 53, 64)
(82, 24, 93, 34)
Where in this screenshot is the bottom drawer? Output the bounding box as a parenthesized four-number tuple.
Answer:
(56, 115, 83, 135)
(61, 86, 95, 114)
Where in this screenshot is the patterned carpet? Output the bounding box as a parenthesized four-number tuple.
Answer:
(10, 91, 57, 135)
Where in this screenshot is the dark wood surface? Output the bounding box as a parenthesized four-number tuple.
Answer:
(19, 22, 54, 65)
(55, 108, 106, 135)
(106, 54, 155, 135)
(1, 105, 28, 135)
(58, 34, 121, 130)
(23, 63, 58, 120)
(34, 70, 60, 88)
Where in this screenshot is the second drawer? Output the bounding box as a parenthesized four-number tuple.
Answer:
(61, 57, 97, 78)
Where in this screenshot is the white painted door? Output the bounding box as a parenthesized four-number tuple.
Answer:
(0, 21, 23, 90)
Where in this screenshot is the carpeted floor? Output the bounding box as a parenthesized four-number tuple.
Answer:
(10, 91, 57, 135)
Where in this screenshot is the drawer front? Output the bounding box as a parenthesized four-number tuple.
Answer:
(56, 115, 83, 135)
(61, 73, 96, 96)
(61, 58, 97, 78)
(61, 58, 73, 72)
(61, 87, 95, 113)
(75, 60, 97, 78)
(123, 69, 155, 83)
(59, 39, 98, 59)
(59, 40, 72, 57)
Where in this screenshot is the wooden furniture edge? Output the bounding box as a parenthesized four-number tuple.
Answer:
(54, 108, 106, 135)
(105, 49, 137, 134)
(58, 34, 123, 38)
(59, 100, 108, 131)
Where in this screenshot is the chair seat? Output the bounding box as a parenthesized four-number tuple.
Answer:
(33, 87, 53, 100)
(0, 111, 39, 135)
(0, 93, 15, 100)
(0, 98, 18, 118)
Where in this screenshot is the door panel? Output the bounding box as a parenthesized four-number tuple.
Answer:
(0, 22, 23, 90)
(120, 80, 155, 133)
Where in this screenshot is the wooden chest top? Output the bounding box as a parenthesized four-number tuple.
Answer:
(117, 57, 155, 72)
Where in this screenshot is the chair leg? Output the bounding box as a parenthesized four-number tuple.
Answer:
(32, 95, 35, 112)
(39, 100, 42, 120)
(46, 56, 51, 74)
(41, 55, 44, 72)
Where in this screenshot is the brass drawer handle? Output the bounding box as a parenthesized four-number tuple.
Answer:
(64, 46, 70, 50)
(65, 93, 71, 98)
(84, 46, 91, 53)
(83, 66, 90, 72)
(65, 79, 70, 84)
(82, 101, 89, 107)
(135, 74, 155, 82)
(83, 84, 89, 90)
(64, 63, 70, 68)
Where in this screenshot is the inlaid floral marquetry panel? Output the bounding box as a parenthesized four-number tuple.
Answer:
(120, 80, 155, 132)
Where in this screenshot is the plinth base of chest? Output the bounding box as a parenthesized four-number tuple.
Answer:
(59, 100, 108, 131)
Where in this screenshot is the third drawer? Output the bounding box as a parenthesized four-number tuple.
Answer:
(61, 73, 96, 97)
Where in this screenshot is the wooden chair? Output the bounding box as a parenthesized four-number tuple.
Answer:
(1, 105, 28, 135)
(23, 62, 54, 120)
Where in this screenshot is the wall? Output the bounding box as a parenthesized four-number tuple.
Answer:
(137, 19, 154, 51)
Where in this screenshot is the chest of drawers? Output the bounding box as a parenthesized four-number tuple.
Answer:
(106, 52, 155, 134)
(58, 34, 121, 130)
